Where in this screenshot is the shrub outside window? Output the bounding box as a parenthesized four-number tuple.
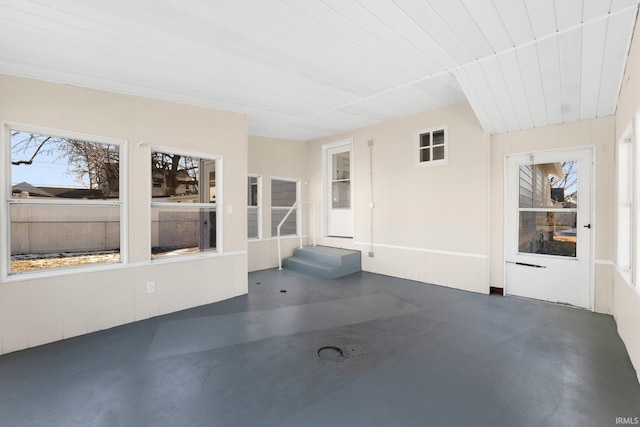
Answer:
(415, 126, 448, 167)
(150, 149, 219, 259)
(4, 124, 125, 276)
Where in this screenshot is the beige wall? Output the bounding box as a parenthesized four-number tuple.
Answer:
(613, 12, 640, 383)
(306, 102, 491, 294)
(247, 136, 309, 272)
(489, 118, 616, 314)
(0, 75, 248, 355)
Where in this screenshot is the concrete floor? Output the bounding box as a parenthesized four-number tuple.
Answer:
(1, 270, 639, 426)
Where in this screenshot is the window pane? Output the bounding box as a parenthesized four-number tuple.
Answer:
(151, 206, 216, 258)
(518, 211, 577, 257)
(151, 151, 216, 204)
(248, 207, 259, 239)
(248, 176, 258, 207)
(332, 152, 350, 181)
(433, 130, 445, 146)
(433, 145, 445, 161)
(271, 180, 296, 207)
(420, 148, 430, 162)
(11, 131, 120, 200)
(519, 161, 577, 208)
(10, 204, 120, 273)
(419, 133, 431, 147)
(332, 181, 350, 208)
(271, 209, 297, 236)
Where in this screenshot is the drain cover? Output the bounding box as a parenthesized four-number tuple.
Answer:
(317, 346, 344, 360)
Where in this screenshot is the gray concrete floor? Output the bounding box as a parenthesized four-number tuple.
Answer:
(1, 269, 639, 426)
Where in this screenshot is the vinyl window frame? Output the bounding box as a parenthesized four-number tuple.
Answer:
(248, 174, 262, 240)
(149, 146, 222, 261)
(1, 121, 127, 281)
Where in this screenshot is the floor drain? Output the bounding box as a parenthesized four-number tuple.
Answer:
(317, 346, 344, 359)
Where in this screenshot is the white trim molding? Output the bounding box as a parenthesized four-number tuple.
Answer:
(353, 241, 487, 260)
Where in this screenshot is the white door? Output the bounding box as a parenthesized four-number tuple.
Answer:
(505, 148, 593, 309)
(325, 141, 354, 237)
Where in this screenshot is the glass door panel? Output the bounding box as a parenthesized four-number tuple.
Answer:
(331, 151, 350, 209)
(517, 160, 578, 258)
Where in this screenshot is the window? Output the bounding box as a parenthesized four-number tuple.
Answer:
(271, 178, 298, 237)
(4, 124, 124, 275)
(415, 126, 447, 167)
(331, 151, 351, 209)
(150, 149, 219, 259)
(518, 161, 578, 258)
(618, 124, 633, 273)
(248, 175, 261, 239)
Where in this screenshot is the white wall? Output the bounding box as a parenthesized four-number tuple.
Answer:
(0, 75, 248, 355)
(247, 136, 308, 272)
(306, 102, 491, 294)
(613, 12, 640, 383)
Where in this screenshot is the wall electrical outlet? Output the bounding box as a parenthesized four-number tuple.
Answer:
(368, 251, 375, 258)
(146, 281, 155, 293)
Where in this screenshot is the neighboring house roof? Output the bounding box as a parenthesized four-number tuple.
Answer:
(38, 186, 103, 199)
(11, 182, 54, 198)
(11, 182, 105, 199)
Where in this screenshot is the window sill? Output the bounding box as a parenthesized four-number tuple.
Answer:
(249, 235, 303, 242)
(2, 261, 125, 284)
(415, 159, 448, 168)
(616, 267, 639, 296)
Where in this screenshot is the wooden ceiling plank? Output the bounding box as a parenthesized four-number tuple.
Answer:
(537, 36, 564, 125)
(525, 0, 558, 39)
(453, 67, 497, 133)
(480, 57, 522, 131)
(459, 0, 513, 52)
(558, 29, 583, 123)
(515, 43, 549, 128)
(493, 0, 535, 46)
(497, 51, 535, 130)
(554, 0, 584, 32)
(427, 0, 494, 60)
(598, 9, 637, 116)
(580, 19, 608, 120)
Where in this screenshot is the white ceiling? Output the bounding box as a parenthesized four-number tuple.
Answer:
(0, 0, 637, 140)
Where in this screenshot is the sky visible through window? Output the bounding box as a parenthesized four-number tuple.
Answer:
(11, 131, 94, 188)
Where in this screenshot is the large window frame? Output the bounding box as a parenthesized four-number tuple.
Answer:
(1, 122, 127, 280)
(617, 115, 640, 293)
(248, 174, 262, 240)
(618, 123, 634, 276)
(149, 146, 222, 261)
(270, 177, 300, 238)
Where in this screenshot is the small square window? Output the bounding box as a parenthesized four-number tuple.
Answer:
(415, 126, 447, 167)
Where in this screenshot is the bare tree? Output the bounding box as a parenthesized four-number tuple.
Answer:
(11, 131, 119, 197)
(151, 151, 199, 197)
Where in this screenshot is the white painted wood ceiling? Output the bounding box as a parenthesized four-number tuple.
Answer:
(0, 0, 637, 140)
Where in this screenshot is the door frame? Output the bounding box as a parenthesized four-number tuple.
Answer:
(322, 138, 354, 238)
(503, 146, 596, 310)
